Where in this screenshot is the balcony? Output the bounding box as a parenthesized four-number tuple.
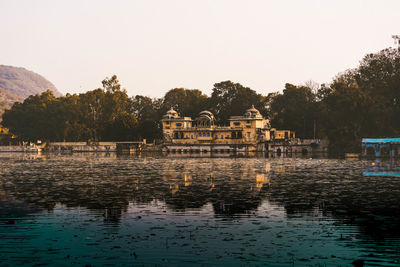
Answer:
(197, 136, 213, 141)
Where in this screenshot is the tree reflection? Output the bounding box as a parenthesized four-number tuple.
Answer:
(1, 155, 400, 242)
(0, 156, 270, 223)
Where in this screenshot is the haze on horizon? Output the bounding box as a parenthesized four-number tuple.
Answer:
(1, 0, 399, 98)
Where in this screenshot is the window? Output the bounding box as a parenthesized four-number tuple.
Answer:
(215, 135, 218, 139)
(221, 135, 224, 139)
(226, 134, 230, 139)
(247, 133, 250, 138)
(246, 125, 251, 128)
(166, 121, 170, 125)
(234, 122, 241, 126)
(176, 123, 182, 127)
(191, 135, 193, 139)
(185, 135, 188, 139)
(207, 133, 210, 137)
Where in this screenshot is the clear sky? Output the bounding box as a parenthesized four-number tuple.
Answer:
(1, 0, 399, 97)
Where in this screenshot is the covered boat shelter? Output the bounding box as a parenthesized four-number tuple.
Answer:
(362, 138, 400, 157)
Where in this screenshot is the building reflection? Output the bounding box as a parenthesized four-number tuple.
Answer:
(363, 158, 400, 177)
(1, 156, 400, 243)
(158, 159, 271, 214)
(0, 157, 272, 222)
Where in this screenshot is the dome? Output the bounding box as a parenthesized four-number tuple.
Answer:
(196, 110, 215, 127)
(244, 105, 262, 118)
(198, 110, 215, 121)
(163, 107, 179, 119)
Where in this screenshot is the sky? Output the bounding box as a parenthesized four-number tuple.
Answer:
(1, 0, 399, 97)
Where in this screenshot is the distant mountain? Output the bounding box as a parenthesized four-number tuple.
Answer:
(0, 65, 62, 117)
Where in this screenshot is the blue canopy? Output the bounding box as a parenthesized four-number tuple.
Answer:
(363, 172, 400, 177)
(362, 138, 400, 144)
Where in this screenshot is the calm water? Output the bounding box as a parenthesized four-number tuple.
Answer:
(1, 153, 400, 266)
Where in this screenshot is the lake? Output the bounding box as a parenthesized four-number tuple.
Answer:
(1, 153, 400, 266)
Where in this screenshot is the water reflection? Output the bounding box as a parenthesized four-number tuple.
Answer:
(363, 158, 400, 177)
(0, 155, 273, 223)
(1, 154, 400, 265)
(1, 156, 400, 230)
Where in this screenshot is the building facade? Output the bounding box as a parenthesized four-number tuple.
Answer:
(161, 106, 295, 152)
(0, 126, 9, 135)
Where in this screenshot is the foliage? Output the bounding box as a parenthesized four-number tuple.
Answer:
(160, 88, 210, 119)
(319, 82, 370, 153)
(2, 47, 400, 154)
(321, 48, 400, 152)
(270, 83, 317, 139)
(2, 76, 138, 142)
(266, 47, 400, 153)
(210, 81, 267, 124)
(130, 95, 162, 141)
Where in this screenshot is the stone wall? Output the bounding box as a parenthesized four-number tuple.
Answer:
(47, 142, 117, 152)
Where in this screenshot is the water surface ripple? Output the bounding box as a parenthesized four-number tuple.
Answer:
(0, 153, 400, 266)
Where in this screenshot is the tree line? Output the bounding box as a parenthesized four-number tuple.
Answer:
(2, 47, 400, 153)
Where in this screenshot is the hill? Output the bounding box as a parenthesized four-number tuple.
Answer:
(0, 65, 62, 117)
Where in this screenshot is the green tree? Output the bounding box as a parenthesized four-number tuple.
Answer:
(160, 88, 210, 119)
(97, 75, 138, 141)
(61, 93, 88, 141)
(318, 48, 400, 152)
(2, 75, 140, 142)
(270, 83, 317, 138)
(131, 95, 162, 141)
(210, 81, 267, 124)
(2, 90, 60, 141)
(319, 81, 370, 153)
(354, 48, 400, 136)
(78, 88, 106, 141)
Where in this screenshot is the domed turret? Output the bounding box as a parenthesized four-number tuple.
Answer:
(163, 107, 179, 119)
(244, 105, 262, 118)
(198, 110, 215, 121)
(196, 110, 215, 127)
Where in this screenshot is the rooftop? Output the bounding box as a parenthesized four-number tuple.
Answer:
(362, 138, 400, 144)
